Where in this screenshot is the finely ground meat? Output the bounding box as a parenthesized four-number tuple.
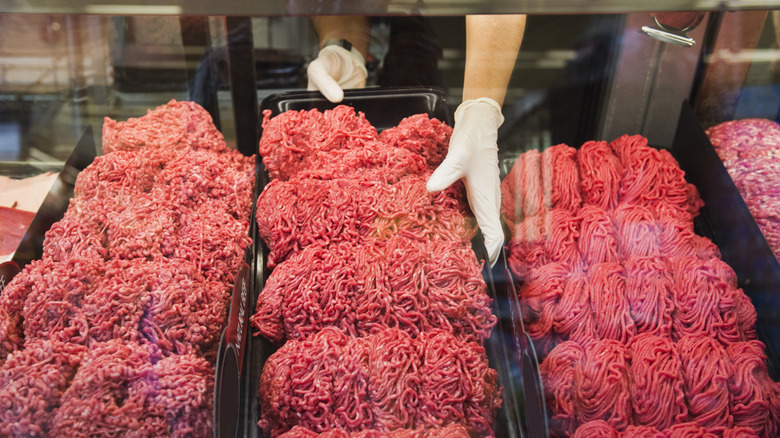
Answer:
(0, 100, 253, 437)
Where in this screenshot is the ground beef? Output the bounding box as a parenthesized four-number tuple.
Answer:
(629, 334, 687, 431)
(503, 135, 775, 435)
(276, 423, 472, 438)
(0, 340, 86, 437)
(21, 257, 104, 346)
(102, 99, 227, 154)
(41, 213, 108, 263)
(138, 258, 229, 357)
(706, 118, 780, 263)
(258, 106, 378, 181)
(153, 147, 255, 223)
(256, 173, 474, 267)
(0, 100, 253, 437)
(259, 328, 500, 438)
(251, 236, 494, 344)
(296, 142, 428, 184)
(258, 107, 451, 182)
(377, 113, 452, 169)
(50, 340, 167, 437)
(146, 353, 215, 438)
(254, 105, 501, 437)
(176, 199, 252, 286)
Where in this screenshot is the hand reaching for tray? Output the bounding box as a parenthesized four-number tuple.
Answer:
(427, 98, 505, 267)
(307, 43, 367, 103)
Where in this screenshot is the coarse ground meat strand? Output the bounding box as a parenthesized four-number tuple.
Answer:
(540, 341, 584, 438)
(152, 147, 255, 223)
(0, 259, 50, 359)
(623, 257, 674, 338)
(83, 258, 154, 344)
(354, 237, 494, 343)
(677, 335, 733, 429)
(415, 329, 501, 437)
(518, 262, 570, 355)
(22, 257, 104, 346)
(621, 425, 666, 438)
(501, 149, 543, 230)
(577, 140, 622, 211)
(571, 420, 619, 438)
(73, 147, 181, 199)
(296, 142, 428, 184)
(629, 334, 688, 431)
(586, 262, 636, 345)
(41, 212, 108, 263)
(176, 199, 252, 286)
(252, 242, 361, 343)
(725, 341, 775, 436)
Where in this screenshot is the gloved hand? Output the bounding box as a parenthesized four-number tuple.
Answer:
(307, 44, 367, 103)
(427, 98, 505, 267)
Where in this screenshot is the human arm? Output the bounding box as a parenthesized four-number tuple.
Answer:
(427, 14, 526, 266)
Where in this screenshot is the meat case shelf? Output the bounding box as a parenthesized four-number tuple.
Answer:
(239, 88, 540, 438)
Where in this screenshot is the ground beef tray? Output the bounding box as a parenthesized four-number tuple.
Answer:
(0, 100, 255, 437)
(246, 89, 525, 438)
(502, 131, 780, 437)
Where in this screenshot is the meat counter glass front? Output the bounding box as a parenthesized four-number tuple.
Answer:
(0, 3, 779, 438)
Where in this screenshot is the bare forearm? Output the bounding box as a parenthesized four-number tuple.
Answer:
(463, 14, 526, 106)
(311, 16, 371, 60)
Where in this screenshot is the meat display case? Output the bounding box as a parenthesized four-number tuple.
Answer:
(0, 2, 779, 438)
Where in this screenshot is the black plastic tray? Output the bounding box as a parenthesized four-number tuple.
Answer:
(241, 87, 535, 438)
(672, 101, 780, 379)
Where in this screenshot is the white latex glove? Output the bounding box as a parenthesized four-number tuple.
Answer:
(307, 44, 367, 103)
(427, 98, 505, 267)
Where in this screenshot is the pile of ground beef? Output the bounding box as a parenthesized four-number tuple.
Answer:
(251, 236, 495, 344)
(503, 134, 779, 437)
(706, 119, 780, 264)
(277, 423, 472, 438)
(254, 105, 501, 437)
(0, 100, 253, 437)
(259, 328, 500, 438)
